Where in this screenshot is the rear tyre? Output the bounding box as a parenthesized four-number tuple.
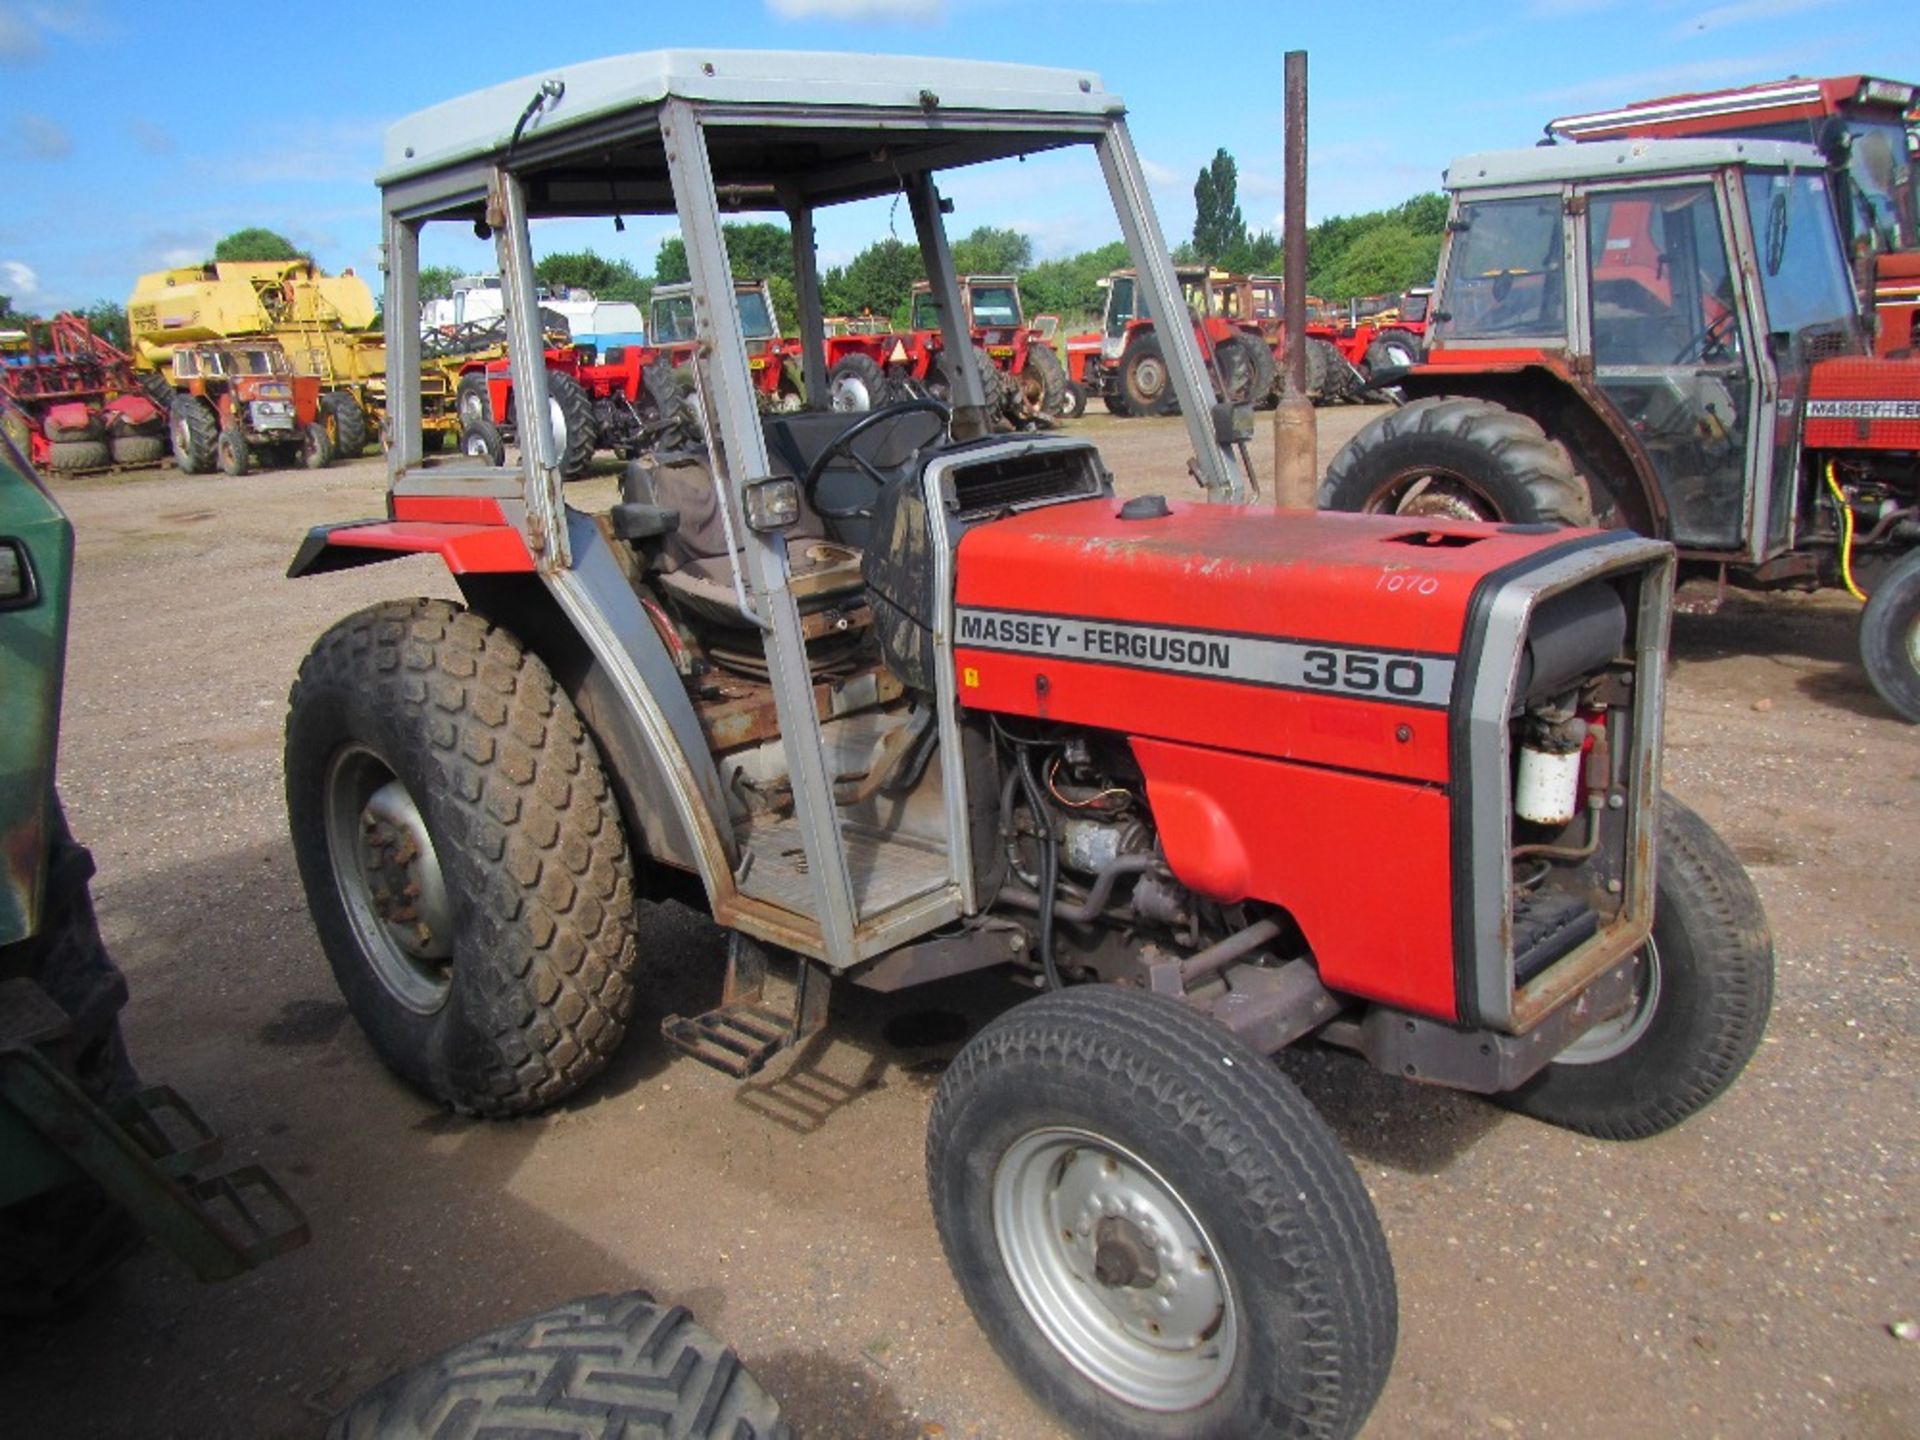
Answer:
(46, 439, 110, 472)
(301, 421, 333, 470)
(1060, 380, 1088, 420)
(107, 433, 166, 466)
(137, 370, 176, 415)
(1019, 342, 1068, 417)
(828, 352, 888, 413)
(325, 1290, 790, 1440)
(216, 427, 249, 477)
(320, 392, 369, 458)
(545, 368, 598, 478)
(1365, 329, 1422, 375)
(460, 417, 505, 466)
(928, 986, 1396, 1440)
(168, 396, 219, 474)
(1119, 334, 1176, 416)
(284, 600, 641, 1117)
(1319, 395, 1594, 525)
(455, 372, 491, 429)
(1240, 332, 1278, 407)
(1498, 795, 1773, 1140)
(1860, 546, 1920, 722)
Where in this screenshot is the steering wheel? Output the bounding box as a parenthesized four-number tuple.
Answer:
(1675, 308, 1737, 364)
(798, 398, 951, 507)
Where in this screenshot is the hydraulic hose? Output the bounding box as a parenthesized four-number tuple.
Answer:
(1826, 460, 1869, 602)
(1014, 746, 1064, 991)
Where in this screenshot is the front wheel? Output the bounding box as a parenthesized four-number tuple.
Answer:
(1119, 334, 1176, 416)
(828, 352, 888, 412)
(284, 600, 641, 1116)
(928, 986, 1396, 1440)
(216, 427, 249, 477)
(320, 392, 369, 458)
(300, 422, 332, 470)
(1319, 395, 1594, 525)
(1498, 794, 1773, 1140)
(1859, 546, 1920, 722)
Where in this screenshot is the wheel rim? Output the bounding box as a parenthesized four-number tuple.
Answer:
(1372, 471, 1504, 522)
(172, 416, 190, 455)
(1133, 356, 1167, 400)
(323, 745, 455, 1015)
(1557, 942, 1662, 1065)
(463, 430, 491, 459)
(458, 388, 486, 426)
(548, 395, 569, 455)
(830, 372, 873, 412)
(1905, 610, 1920, 673)
(993, 1126, 1237, 1412)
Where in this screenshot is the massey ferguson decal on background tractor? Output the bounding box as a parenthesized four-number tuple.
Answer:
(281, 51, 1772, 1440)
(1323, 138, 1920, 723)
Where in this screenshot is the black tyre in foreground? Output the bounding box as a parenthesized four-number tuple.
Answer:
(828, 352, 889, 412)
(1499, 794, 1773, 1140)
(168, 395, 218, 474)
(1859, 546, 1920, 722)
(1319, 395, 1595, 525)
(285, 599, 641, 1116)
(327, 1290, 790, 1440)
(137, 369, 176, 416)
(929, 986, 1396, 1440)
(321, 391, 370, 459)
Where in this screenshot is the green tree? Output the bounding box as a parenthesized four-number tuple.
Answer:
(655, 223, 796, 287)
(820, 237, 924, 321)
(654, 235, 688, 285)
(1315, 225, 1442, 302)
(81, 300, 128, 349)
(1018, 240, 1129, 321)
(1193, 149, 1246, 264)
(0, 293, 29, 328)
(418, 265, 461, 303)
(951, 225, 1032, 276)
(534, 249, 649, 303)
(212, 227, 306, 263)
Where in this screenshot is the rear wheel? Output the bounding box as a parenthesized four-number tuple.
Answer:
(1119, 334, 1175, 416)
(320, 392, 369, 458)
(1860, 546, 1920, 722)
(216, 427, 249, 477)
(928, 986, 1396, 1440)
(1499, 795, 1773, 1139)
(1019, 342, 1067, 416)
(46, 439, 110, 472)
(1319, 395, 1594, 525)
(284, 600, 640, 1116)
(455, 372, 490, 428)
(168, 395, 218, 474)
(828, 352, 888, 413)
(545, 369, 598, 477)
(326, 1290, 790, 1440)
(1060, 380, 1088, 420)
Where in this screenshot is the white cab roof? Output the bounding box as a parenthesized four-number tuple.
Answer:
(1445, 137, 1829, 190)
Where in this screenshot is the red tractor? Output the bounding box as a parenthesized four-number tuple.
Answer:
(1065, 267, 1276, 415)
(1323, 137, 1920, 722)
(160, 339, 332, 475)
(820, 278, 1024, 420)
(1547, 75, 1919, 355)
(1247, 277, 1418, 401)
(647, 278, 805, 413)
(0, 314, 168, 473)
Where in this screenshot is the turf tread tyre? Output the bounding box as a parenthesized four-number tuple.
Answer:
(46, 439, 110, 471)
(285, 599, 640, 1116)
(321, 391, 370, 458)
(1859, 546, 1920, 722)
(1319, 395, 1593, 525)
(168, 395, 218, 474)
(1499, 795, 1773, 1139)
(107, 433, 166, 465)
(928, 986, 1396, 1440)
(326, 1290, 790, 1440)
(545, 368, 598, 477)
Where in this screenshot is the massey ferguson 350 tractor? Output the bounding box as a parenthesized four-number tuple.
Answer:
(283, 52, 1772, 1440)
(1323, 138, 1920, 723)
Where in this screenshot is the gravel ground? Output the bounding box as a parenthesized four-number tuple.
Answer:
(3, 404, 1915, 1439)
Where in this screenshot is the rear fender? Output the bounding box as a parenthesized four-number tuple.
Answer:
(285, 496, 534, 578)
(1400, 363, 1668, 536)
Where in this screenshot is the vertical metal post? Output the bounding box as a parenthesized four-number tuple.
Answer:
(907, 174, 990, 439)
(1096, 122, 1241, 500)
(1273, 49, 1319, 510)
(786, 198, 830, 406)
(492, 167, 570, 568)
(381, 213, 423, 486)
(661, 98, 859, 964)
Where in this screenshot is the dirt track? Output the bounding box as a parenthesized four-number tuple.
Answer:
(4, 405, 1916, 1438)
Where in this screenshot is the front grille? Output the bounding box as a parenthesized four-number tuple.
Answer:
(948, 449, 1103, 517)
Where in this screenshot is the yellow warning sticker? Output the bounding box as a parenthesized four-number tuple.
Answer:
(962, 666, 980, 688)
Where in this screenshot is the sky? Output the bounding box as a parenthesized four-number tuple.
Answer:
(1, 0, 1915, 312)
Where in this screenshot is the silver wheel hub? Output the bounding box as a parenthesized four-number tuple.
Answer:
(993, 1127, 1236, 1412)
(1134, 357, 1167, 396)
(1390, 474, 1497, 522)
(548, 394, 569, 453)
(830, 373, 873, 412)
(1558, 942, 1662, 1065)
(324, 747, 454, 1014)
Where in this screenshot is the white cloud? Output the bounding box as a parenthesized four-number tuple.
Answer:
(0, 2, 111, 63)
(16, 111, 71, 160)
(1, 259, 40, 298)
(1139, 157, 1182, 189)
(766, 0, 943, 18)
(159, 247, 202, 268)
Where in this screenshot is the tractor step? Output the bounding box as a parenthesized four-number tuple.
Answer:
(661, 934, 829, 1080)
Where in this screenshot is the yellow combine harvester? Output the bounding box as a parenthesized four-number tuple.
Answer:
(128, 261, 458, 456)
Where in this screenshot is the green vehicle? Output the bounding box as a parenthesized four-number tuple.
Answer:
(0, 432, 305, 1314)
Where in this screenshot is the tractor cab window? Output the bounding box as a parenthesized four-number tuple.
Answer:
(735, 289, 777, 341)
(967, 285, 1020, 329)
(1105, 276, 1141, 336)
(1736, 116, 1917, 253)
(1438, 196, 1566, 339)
(173, 351, 202, 380)
(652, 295, 697, 343)
(910, 291, 941, 332)
(235, 349, 285, 376)
(1742, 171, 1861, 358)
(1401, 290, 1431, 323)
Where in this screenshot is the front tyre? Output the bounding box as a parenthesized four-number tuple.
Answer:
(285, 600, 640, 1116)
(928, 987, 1396, 1440)
(1499, 795, 1773, 1140)
(1859, 546, 1920, 722)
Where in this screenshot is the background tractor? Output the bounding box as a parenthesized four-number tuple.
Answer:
(905, 274, 1068, 418)
(1323, 137, 1920, 722)
(0, 314, 167, 474)
(163, 339, 331, 475)
(283, 50, 1772, 1440)
(1065, 266, 1276, 415)
(1547, 75, 1919, 356)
